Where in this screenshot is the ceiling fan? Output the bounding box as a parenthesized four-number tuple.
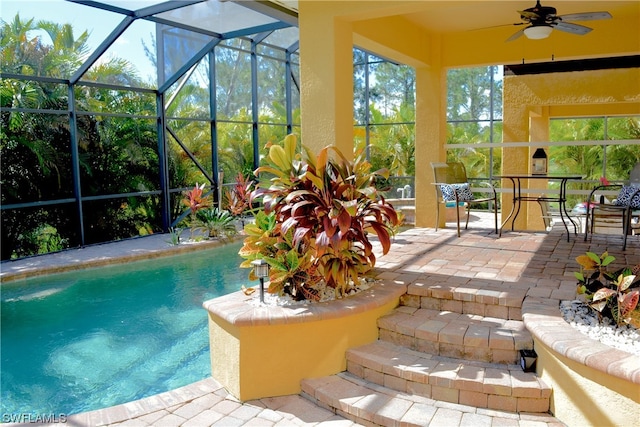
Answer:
(505, 1, 612, 41)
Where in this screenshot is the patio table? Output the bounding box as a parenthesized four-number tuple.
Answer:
(496, 174, 583, 242)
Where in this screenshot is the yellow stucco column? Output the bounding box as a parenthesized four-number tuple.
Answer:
(414, 41, 445, 229)
(528, 107, 551, 231)
(298, 2, 354, 158)
(502, 74, 532, 232)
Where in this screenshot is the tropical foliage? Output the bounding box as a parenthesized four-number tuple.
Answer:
(223, 173, 255, 218)
(1, 14, 162, 259)
(182, 183, 210, 215)
(178, 184, 237, 240)
(575, 251, 640, 328)
(239, 135, 399, 301)
(195, 207, 238, 239)
(550, 117, 640, 207)
(0, 13, 297, 259)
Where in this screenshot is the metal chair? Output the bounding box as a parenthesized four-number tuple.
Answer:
(584, 163, 640, 250)
(431, 162, 498, 237)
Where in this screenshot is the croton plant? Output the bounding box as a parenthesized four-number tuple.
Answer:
(239, 134, 399, 301)
(575, 251, 640, 328)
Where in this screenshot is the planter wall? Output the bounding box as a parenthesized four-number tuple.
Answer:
(203, 280, 406, 401)
(522, 297, 640, 426)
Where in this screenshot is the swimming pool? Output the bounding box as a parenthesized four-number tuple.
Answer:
(1, 241, 246, 416)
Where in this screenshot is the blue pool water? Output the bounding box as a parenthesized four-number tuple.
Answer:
(0, 242, 247, 416)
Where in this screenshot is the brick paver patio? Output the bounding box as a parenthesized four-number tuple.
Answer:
(2, 212, 637, 426)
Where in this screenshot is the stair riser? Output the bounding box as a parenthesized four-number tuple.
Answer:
(378, 305, 533, 366)
(301, 390, 421, 427)
(402, 294, 523, 321)
(379, 329, 522, 364)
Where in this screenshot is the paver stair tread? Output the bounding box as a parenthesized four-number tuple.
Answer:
(377, 306, 533, 364)
(301, 371, 559, 427)
(346, 340, 551, 413)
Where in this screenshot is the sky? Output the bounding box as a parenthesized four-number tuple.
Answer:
(1, 0, 157, 81)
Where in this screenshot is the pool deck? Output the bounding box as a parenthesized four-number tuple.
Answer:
(2, 213, 638, 426)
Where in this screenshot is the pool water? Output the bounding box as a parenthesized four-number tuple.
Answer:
(1, 242, 247, 416)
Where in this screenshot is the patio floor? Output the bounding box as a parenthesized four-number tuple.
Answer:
(1, 212, 638, 426)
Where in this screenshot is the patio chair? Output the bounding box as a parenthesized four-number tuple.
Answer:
(431, 162, 498, 237)
(584, 163, 640, 250)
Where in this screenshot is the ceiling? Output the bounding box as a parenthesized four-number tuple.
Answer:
(270, 1, 638, 33)
(401, 1, 638, 34)
(311, 1, 640, 67)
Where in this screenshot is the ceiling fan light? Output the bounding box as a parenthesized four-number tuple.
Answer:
(524, 25, 553, 39)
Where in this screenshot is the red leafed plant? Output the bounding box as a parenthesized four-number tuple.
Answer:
(182, 183, 210, 214)
(575, 251, 640, 328)
(224, 173, 255, 218)
(181, 183, 212, 238)
(239, 134, 399, 301)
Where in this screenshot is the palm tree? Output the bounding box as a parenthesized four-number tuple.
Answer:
(36, 20, 89, 78)
(367, 103, 415, 177)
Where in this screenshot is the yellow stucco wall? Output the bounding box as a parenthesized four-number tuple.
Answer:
(535, 339, 640, 426)
(205, 285, 403, 401)
(414, 54, 446, 228)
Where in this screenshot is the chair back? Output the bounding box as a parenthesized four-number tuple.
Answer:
(432, 162, 468, 185)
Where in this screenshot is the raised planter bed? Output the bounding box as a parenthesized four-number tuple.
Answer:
(202, 279, 407, 401)
(522, 296, 640, 426)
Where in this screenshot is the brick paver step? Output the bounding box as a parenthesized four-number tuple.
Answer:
(378, 306, 533, 364)
(345, 340, 551, 414)
(401, 281, 527, 321)
(301, 371, 558, 426)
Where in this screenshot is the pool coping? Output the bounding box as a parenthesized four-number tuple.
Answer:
(63, 378, 231, 426)
(0, 234, 243, 283)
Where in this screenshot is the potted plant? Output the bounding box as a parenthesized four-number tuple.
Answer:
(239, 134, 399, 301)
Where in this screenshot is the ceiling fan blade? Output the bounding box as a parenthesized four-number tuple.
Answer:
(506, 28, 526, 42)
(559, 11, 612, 22)
(472, 22, 525, 31)
(553, 21, 593, 35)
(518, 10, 540, 21)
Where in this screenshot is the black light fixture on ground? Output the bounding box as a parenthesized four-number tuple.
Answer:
(520, 349, 538, 372)
(251, 259, 269, 303)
